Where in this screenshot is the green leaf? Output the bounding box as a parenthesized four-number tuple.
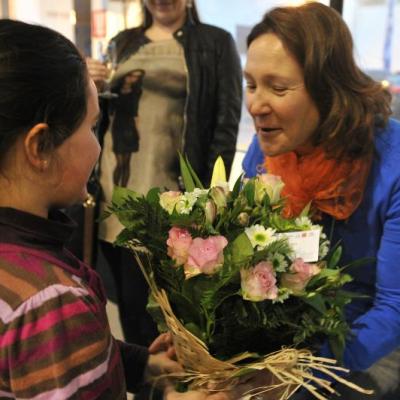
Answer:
(184, 322, 206, 341)
(299, 202, 311, 217)
(329, 335, 345, 365)
(179, 153, 195, 191)
(341, 256, 376, 270)
(146, 187, 161, 205)
(169, 291, 203, 327)
(302, 293, 327, 314)
(231, 174, 243, 200)
(113, 209, 141, 229)
(112, 186, 139, 207)
(230, 233, 254, 265)
(328, 246, 342, 269)
(114, 228, 135, 247)
(242, 180, 255, 207)
(146, 294, 168, 332)
(185, 155, 204, 189)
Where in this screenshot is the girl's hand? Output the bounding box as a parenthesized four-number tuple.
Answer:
(146, 350, 182, 381)
(149, 332, 176, 359)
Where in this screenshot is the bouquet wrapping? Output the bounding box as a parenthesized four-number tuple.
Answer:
(108, 156, 371, 399)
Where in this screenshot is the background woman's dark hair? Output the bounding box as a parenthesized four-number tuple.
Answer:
(142, 0, 201, 29)
(247, 2, 392, 160)
(0, 19, 88, 165)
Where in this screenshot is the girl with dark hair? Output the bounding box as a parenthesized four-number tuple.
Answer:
(241, 3, 400, 399)
(0, 18, 227, 400)
(87, 0, 242, 353)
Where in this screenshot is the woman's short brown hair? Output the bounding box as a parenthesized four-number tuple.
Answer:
(248, 2, 391, 160)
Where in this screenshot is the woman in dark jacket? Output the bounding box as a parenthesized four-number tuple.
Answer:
(87, 0, 242, 365)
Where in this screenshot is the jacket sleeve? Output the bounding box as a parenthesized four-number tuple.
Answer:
(207, 32, 242, 182)
(117, 340, 149, 393)
(242, 134, 266, 178)
(343, 177, 400, 371)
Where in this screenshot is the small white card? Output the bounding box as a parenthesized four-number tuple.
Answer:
(277, 229, 321, 262)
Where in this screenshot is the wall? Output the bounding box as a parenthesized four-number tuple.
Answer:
(10, 0, 74, 42)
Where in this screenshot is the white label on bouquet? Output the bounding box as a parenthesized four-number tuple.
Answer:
(277, 229, 320, 262)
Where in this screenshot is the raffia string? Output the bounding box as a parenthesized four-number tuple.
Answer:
(130, 247, 373, 399)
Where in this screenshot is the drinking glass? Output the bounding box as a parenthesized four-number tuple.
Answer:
(98, 40, 119, 99)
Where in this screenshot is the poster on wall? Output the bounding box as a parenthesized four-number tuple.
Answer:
(91, 9, 106, 38)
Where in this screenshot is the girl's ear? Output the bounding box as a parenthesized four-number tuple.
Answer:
(23, 123, 51, 171)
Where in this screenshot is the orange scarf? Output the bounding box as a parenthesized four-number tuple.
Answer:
(266, 147, 372, 220)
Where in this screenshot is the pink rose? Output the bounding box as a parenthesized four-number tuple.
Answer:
(281, 258, 320, 294)
(185, 236, 228, 277)
(240, 261, 278, 301)
(166, 227, 193, 266)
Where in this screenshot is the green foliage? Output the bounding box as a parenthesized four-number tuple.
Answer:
(179, 153, 196, 192)
(106, 157, 360, 365)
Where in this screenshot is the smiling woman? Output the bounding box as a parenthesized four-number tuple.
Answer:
(242, 3, 400, 400)
(144, 0, 188, 31)
(244, 33, 319, 157)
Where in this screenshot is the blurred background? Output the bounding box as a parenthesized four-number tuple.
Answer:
(0, 0, 399, 154)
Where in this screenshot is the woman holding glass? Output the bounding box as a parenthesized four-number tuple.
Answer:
(87, 0, 242, 367)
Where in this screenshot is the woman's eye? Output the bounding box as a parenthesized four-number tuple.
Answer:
(272, 86, 288, 94)
(245, 83, 256, 92)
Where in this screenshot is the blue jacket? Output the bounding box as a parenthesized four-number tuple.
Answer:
(242, 119, 400, 371)
(242, 134, 265, 178)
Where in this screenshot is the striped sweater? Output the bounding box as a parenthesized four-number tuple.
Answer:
(0, 208, 148, 399)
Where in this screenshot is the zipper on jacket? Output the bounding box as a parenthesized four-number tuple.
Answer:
(175, 29, 190, 157)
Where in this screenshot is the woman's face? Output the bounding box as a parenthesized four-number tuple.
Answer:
(244, 33, 320, 157)
(51, 79, 101, 207)
(145, 0, 187, 27)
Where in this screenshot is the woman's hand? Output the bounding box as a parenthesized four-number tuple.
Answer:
(227, 370, 284, 400)
(85, 57, 109, 90)
(164, 385, 230, 400)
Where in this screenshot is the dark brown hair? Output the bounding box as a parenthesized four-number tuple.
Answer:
(247, 2, 391, 160)
(142, 0, 200, 29)
(0, 19, 88, 165)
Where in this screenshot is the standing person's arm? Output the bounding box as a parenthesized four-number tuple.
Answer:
(86, 57, 109, 91)
(207, 31, 242, 181)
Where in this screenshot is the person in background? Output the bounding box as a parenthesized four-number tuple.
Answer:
(242, 3, 400, 399)
(111, 68, 145, 187)
(0, 18, 228, 400)
(87, 0, 242, 352)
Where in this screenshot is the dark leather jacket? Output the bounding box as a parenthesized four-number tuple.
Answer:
(99, 20, 242, 185)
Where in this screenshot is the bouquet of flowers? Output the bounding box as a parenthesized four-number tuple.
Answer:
(107, 156, 370, 399)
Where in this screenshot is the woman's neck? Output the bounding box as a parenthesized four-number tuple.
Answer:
(145, 19, 184, 41)
(0, 177, 49, 218)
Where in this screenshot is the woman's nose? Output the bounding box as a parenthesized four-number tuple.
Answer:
(247, 90, 272, 117)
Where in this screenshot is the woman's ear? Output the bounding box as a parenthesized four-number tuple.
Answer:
(23, 123, 51, 171)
